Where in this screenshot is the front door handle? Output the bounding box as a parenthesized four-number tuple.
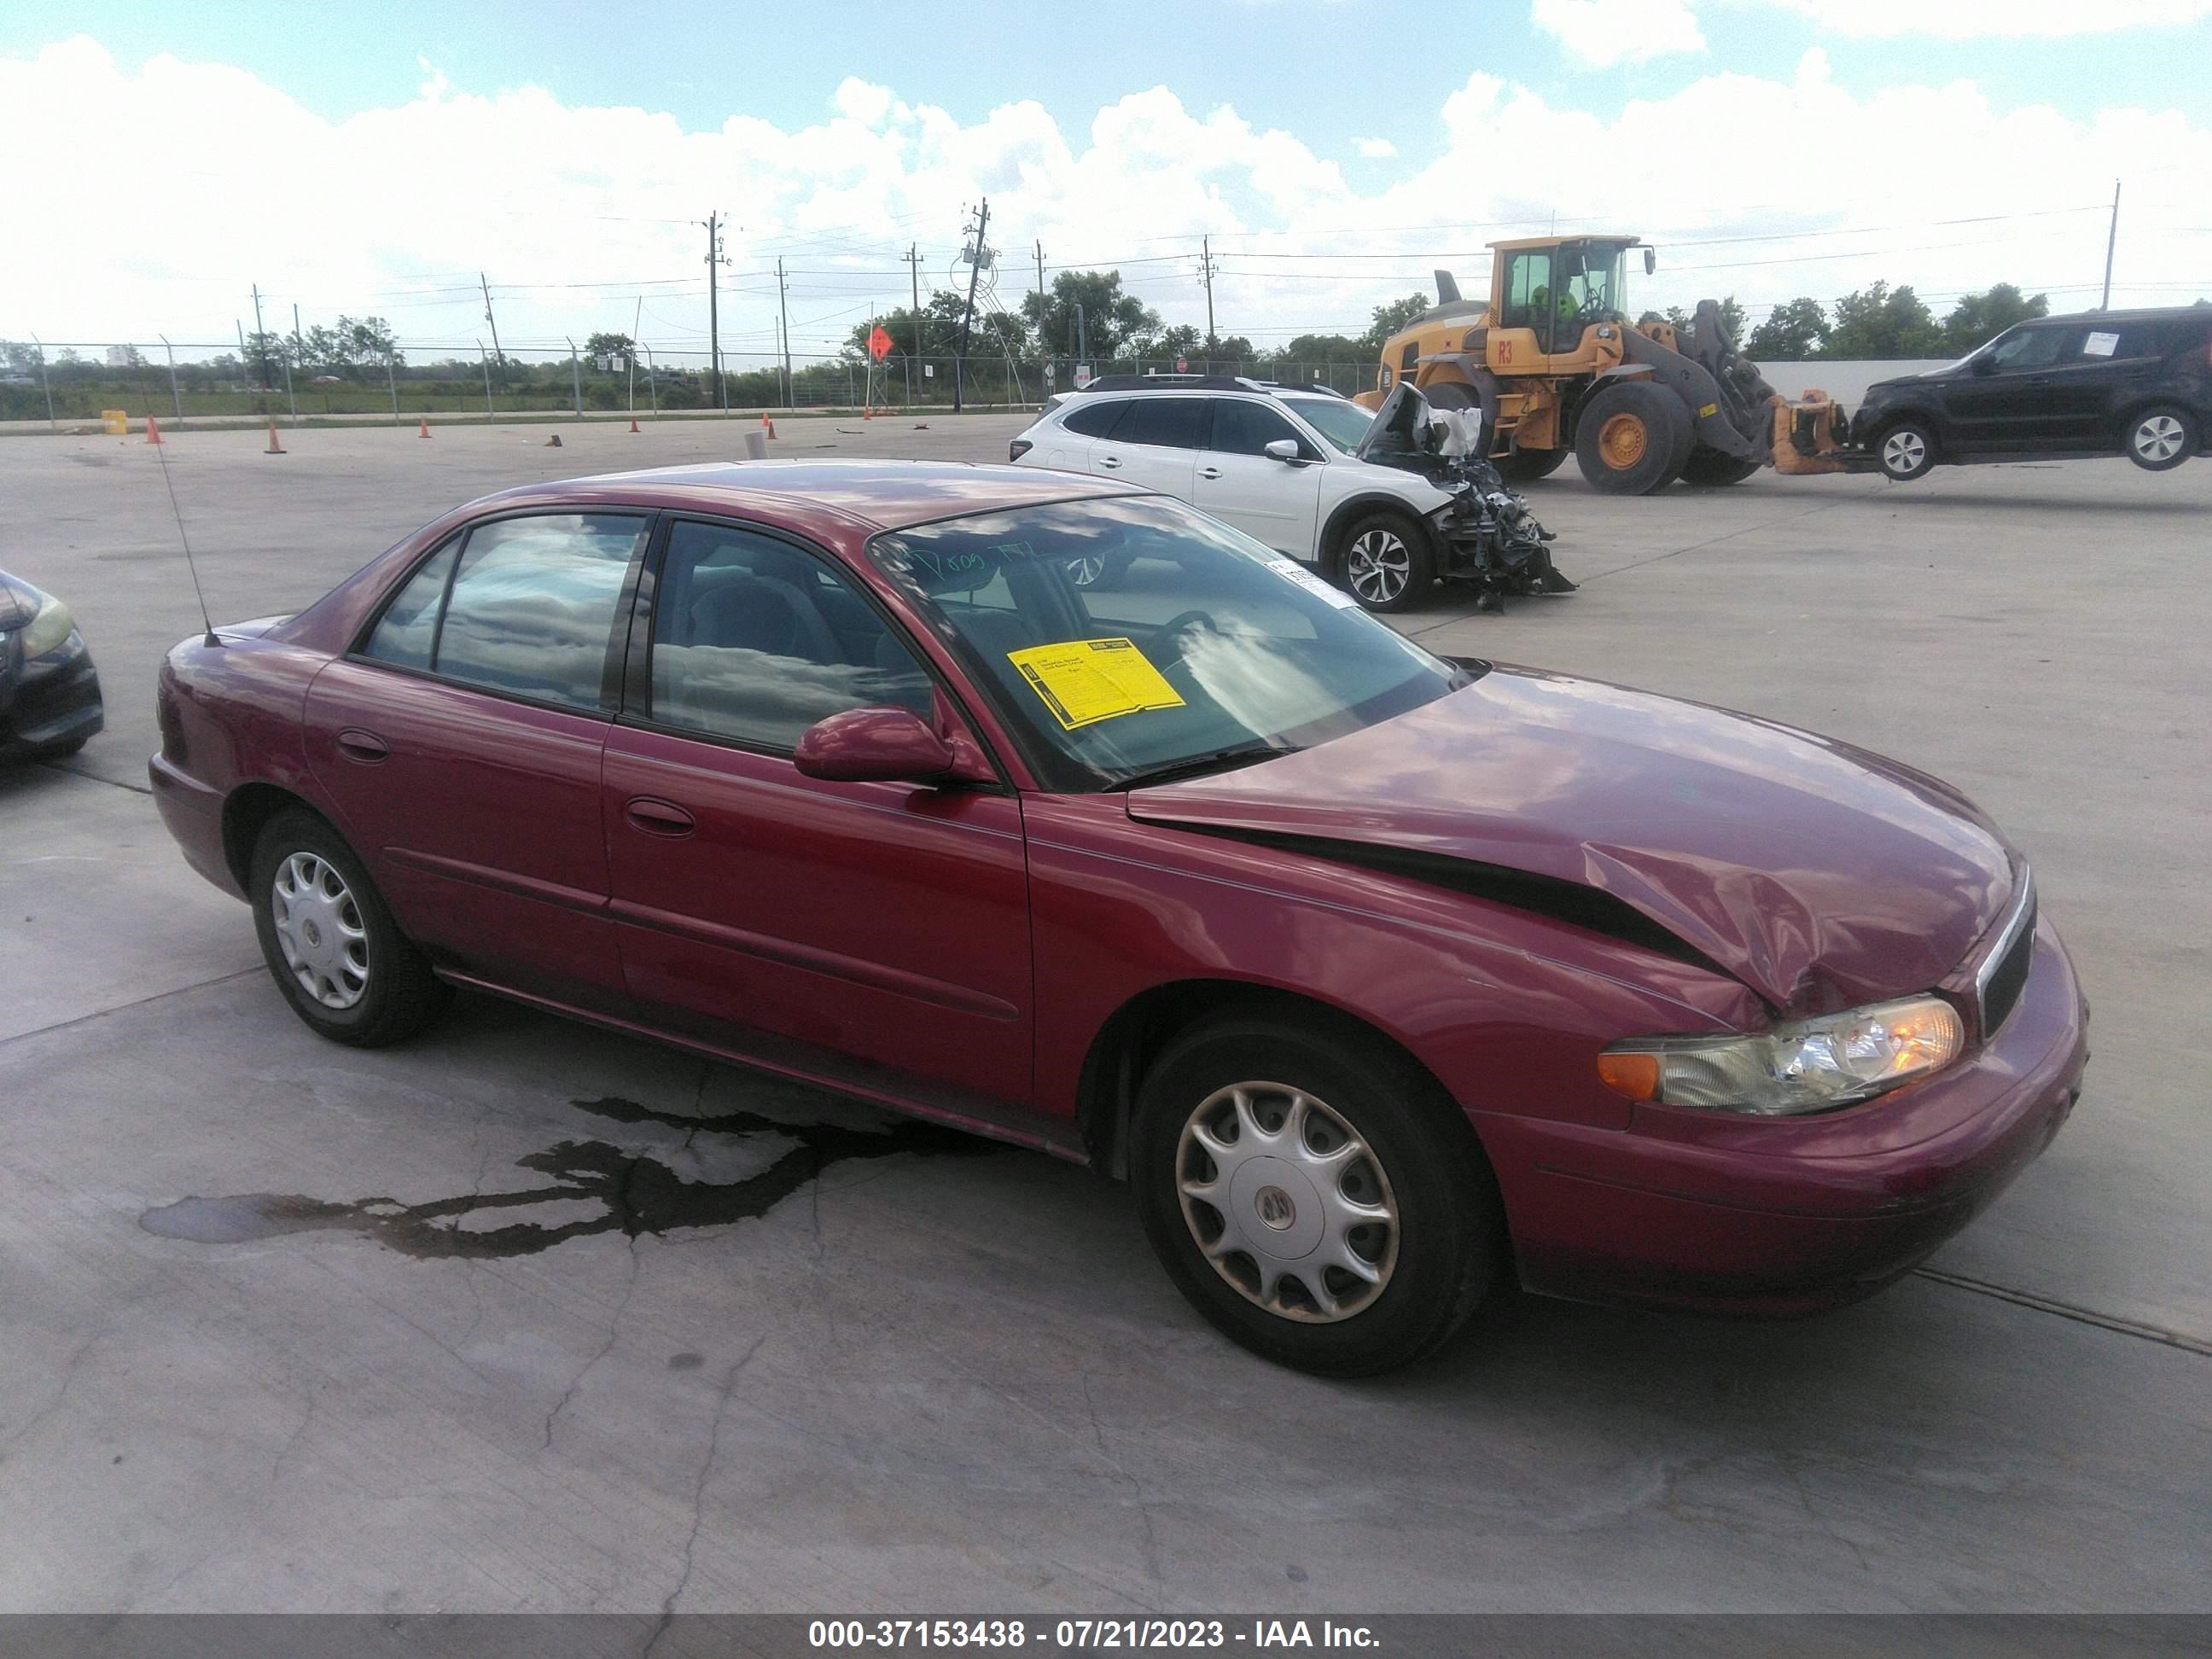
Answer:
(1095, 454, 1121, 470)
(335, 728, 389, 764)
(1197, 466, 1223, 480)
(625, 796, 696, 837)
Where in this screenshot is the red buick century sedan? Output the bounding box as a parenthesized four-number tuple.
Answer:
(152, 461, 2087, 1374)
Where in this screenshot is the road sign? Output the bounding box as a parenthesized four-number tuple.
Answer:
(1176, 357, 1188, 373)
(1074, 364, 1093, 389)
(867, 325, 893, 361)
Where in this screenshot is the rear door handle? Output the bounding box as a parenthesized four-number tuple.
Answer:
(624, 796, 696, 837)
(1095, 454, 1121, 470)
(335, 728, 388, 764)
(1197, 466, 1223, 480)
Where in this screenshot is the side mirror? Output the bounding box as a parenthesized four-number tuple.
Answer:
(794, 705, 956, 784)
(1263, 438, 1303, 463)
(1970, 354, 1998, 376)
(1643, 247, 1656, 276)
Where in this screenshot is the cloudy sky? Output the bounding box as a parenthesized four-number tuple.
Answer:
(4, 0, 2209, 365)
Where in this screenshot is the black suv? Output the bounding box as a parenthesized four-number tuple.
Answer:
(1851, 307, 2212, 481)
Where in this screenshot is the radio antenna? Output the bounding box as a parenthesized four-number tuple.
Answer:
(152, 430, 219, 648)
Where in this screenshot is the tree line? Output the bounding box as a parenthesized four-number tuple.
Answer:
(1720, 282, 2051, 362)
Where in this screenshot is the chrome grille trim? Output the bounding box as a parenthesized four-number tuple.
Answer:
(1972, 864, 2036, 1035)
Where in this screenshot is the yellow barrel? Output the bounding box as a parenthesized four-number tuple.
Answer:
(102, 409, 129, 435)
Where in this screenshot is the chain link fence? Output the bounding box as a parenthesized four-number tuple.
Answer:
(0, 341, 1381, 427)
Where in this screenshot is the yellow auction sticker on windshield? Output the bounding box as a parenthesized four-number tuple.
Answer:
(1009, 637, 1185, 731)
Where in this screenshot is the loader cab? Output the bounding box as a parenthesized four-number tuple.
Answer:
(1493, 237, 1637, 366)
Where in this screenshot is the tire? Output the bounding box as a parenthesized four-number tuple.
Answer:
(1874, 418, 1937, 482)
(2125, 405, 2197, 472)
(1496, 444, 1569, 482)
(249, 807, 451, 1047)
(1679, 447, 1762, 487)
(1333, 509, 1435, 614)
(1574, 381, 1694, 495)
(1129, 1012, 1503, 1377)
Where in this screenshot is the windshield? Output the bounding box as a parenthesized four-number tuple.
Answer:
(1285, 396, 1377, 455)
(868, 497, 1464, 791)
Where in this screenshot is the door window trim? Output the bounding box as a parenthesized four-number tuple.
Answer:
(342, 507, 659, 722)
(614, 511, 1016, 790)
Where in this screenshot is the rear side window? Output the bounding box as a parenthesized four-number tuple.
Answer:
(364, 539, 458, 670)
(2106, 321, 2190, 360)
(1124, 398, 1208, 449)
(428, 515, 649, 710)
(1210, 399, 1308, 457)
(1061, 399, 1126, 439)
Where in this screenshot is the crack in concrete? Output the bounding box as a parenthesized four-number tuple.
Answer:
(642, 1334, 765, 1656)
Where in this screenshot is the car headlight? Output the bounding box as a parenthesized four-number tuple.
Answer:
(1597, 995, 1964, 1115)
(21, 591, 75, 657)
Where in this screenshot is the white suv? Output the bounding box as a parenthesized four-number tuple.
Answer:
(1007, 379, 1475, 611)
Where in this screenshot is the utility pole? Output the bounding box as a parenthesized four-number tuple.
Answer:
(2099, 179, 2122, 311)
(480, 273, 506, 387)
(954, 197, 988, 413)
(702, 212, 728, 409)
(250, 283, 270, 391)
(776, 258, 792, 409)
(901, 243, 924, 361)
(1198, 236, 1219, 354)
(292, 302, 304, 366)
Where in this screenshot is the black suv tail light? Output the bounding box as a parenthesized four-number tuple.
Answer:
(1008, 439, 1033, 462)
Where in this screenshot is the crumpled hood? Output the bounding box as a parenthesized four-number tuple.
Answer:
(1127, 667, 2017, 1016)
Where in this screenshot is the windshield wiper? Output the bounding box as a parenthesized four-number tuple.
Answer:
(1112, 743, 1301, 792)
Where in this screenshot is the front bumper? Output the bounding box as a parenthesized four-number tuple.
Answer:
(1476, 917, 2088, 1314)
(0, 632, 104, 761)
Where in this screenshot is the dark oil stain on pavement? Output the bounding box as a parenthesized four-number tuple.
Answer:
(139, 1094, 989, 1260)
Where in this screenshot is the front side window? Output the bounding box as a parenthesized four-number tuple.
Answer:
(1284, 396, 1376, 455)
(1210, 399, 1311, 458)
(869, 497, 1464, 791)
(1505, 251, 1552, 332)
(646, 521, 932, 751)
(430, 515, 648, 709)
(1985, 327, 2069, 372)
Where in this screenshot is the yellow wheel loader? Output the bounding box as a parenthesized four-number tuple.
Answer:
(1357, 236, 1867, 493)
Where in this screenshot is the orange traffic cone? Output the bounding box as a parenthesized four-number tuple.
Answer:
(418, 416, 431, 439)
(265, 422, 285, 455)
(628, 416, 641, 434)
(863, 405, 872, 421)
(146, 415, 162, 445)
(760, 411, 776, 440)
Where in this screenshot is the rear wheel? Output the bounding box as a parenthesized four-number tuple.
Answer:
(1334, 509, 1435, 614)
(1575, 381, 1693, 494)
(1496, 443, 1569, 482)
(1130, 1014, 1501, 1376)
(2126, 405, 2197, 472)
(1875, 419, 1937, 482)
(250, 808, 451, 1047)
(1679, 448, 1762, 486)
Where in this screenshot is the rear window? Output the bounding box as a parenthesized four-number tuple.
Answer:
(1061, 399, 1126, 439)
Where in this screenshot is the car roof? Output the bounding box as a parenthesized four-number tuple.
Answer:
(476, 459, 1147, 533)
(2025, 307, 2211, 325)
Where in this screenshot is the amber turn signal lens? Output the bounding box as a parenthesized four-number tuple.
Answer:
(1597, 1052, 1661, 1102)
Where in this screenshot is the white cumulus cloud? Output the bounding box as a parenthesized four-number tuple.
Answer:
(1531, 0, 1708, 67)
(1353, 137, 1397, 159)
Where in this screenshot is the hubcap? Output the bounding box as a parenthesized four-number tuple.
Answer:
(1345, 530, 1409, 605)
(271, 851, 370, 1010)
(2134, 416, 2184, 463)
(1066, 554, 1105, 586)
(1883, 429, 1927, 474)
(1175, 1082, 1399, 1324)
(1598, 411, 1647, 468)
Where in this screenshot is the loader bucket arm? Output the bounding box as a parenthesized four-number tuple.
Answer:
(1617, 306, 1781, 463)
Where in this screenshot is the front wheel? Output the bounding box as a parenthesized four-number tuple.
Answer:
(250, 808, 451, 1047)
(1334, 510, 1435, 614)
(1574, 381, 1693, 495)
(1876, 419, 1937, 481)
(2126, 406, 2197, 472)
(1130, 1014, 1502, 1376)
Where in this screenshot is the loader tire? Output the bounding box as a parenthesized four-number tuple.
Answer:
(1575, 382, 1693, 495)
(1497, 444, 1569, 482)
(1680, 448, 1762, 487)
